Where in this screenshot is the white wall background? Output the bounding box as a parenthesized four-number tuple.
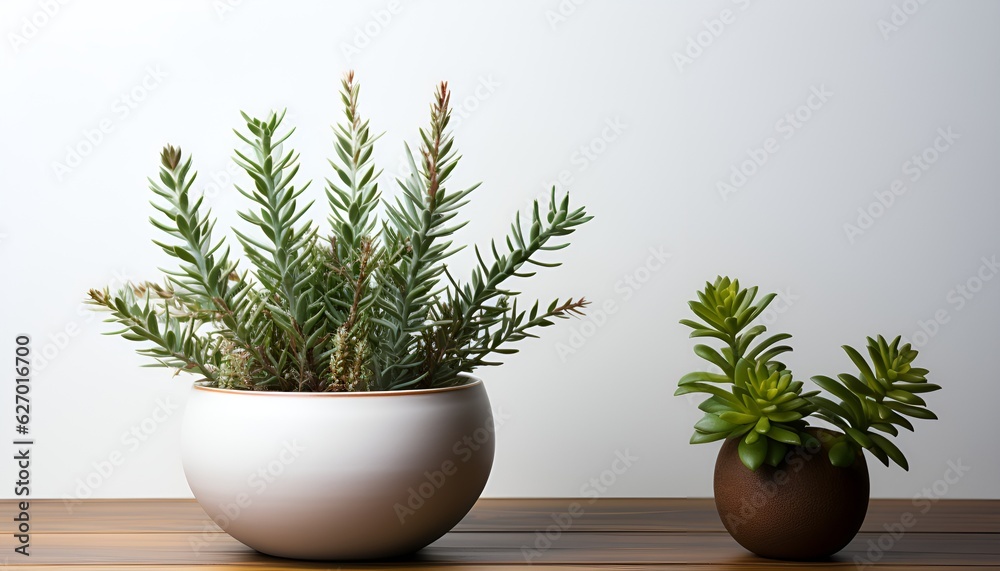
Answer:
(1, 0, 998, 501)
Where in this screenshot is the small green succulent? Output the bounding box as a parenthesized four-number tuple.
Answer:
(676, 277, 815, 469)
(811, 336, 940, 469)
(677, 277, 940, 471)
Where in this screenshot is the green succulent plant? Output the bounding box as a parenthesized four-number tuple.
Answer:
(677, 277, 940, 471)
(88, 72, 591, 392)
(676, 277, 816, 470)
(811, 335, 940, 469)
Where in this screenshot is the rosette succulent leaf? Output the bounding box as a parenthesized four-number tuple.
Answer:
(679, 277, 794, 375)
(679, 358, 817, 470)
(810, 335, 940, 470)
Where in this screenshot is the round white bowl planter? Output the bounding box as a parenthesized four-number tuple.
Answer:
(181, 377, 495, 560)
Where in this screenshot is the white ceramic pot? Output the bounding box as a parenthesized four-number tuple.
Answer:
(180, 377, 495, 560)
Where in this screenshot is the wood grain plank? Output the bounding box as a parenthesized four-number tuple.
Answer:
(3, 566, 999, 571)
(3, 562, 1000, 571)
(463, 498, 1000, 534)
(2, 499, 996, 534)
(1, 499, 995, 568)
(3, 531, 997, 566)
(2, 499, 214, 534)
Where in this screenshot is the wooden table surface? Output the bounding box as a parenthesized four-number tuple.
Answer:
(1, 498, 997, 570)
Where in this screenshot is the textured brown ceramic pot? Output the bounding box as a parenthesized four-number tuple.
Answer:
(713, 428, 869, 560)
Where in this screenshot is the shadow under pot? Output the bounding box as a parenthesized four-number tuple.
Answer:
(713, 428, 870, 560)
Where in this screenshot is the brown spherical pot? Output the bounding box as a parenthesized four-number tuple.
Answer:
(713, 428, 869, 560)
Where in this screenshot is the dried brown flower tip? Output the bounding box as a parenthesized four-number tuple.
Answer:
(436, 82, 450, 110)
(161, 145, 182, 170)
(87, 288, 107, 304)
(555, 298, 590, 317)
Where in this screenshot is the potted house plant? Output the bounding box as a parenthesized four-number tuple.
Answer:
(88, 72, 591, 560)
(675, 277, 941, 560)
